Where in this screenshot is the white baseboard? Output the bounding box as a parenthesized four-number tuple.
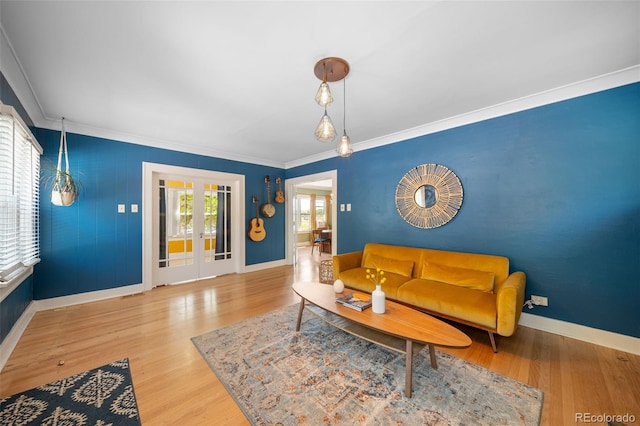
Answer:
(519, 312, 640, 355)
(0, 284, 144, 372)
(0, 301, 36, 372)
(244, 259, 287, 273)
(33, 283, 145, 312)
(3, 279, 638, 372)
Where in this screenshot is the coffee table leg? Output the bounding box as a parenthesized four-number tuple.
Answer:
(295, 298, 306, 331)
(405, 340, 413, 398)
(428, 343, 438, 369)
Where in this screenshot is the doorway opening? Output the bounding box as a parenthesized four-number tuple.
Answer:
(142, 162, 245, 290)
(285, 170, 337, 269)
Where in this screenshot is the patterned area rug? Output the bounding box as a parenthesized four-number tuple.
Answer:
(192, 304, 543, 425)
(0, 358, 141, 425)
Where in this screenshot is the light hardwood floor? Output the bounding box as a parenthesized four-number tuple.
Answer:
(1, 248, 639, 425)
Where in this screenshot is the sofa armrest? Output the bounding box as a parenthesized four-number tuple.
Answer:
(495, 271, 526, 337)
(332, 251, 363, 279)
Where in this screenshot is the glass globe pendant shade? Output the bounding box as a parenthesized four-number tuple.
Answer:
(336, 131, 353, 157)
(315, 82, 333, 107)
(315, 109, 337, 142)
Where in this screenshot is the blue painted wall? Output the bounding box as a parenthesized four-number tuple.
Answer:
(1, 72, 34, 346)
(288, 83, 640, 338)
(34, 129, 285, 300)
(1, 74, 638, 343)
(0, 275, 33, 344)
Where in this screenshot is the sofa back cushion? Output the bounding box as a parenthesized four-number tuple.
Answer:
(360, 243, 510, 287)
(416, 248, 510, 285)
(420, 261, 495, 292)
(363, 253, 414, 277)
(361, 243, 422, 276)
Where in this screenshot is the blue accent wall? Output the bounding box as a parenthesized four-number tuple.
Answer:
(1, 71, 34, 346)
(0, 276, 33, 344)
(34, 129, 285, 300)
(288, 83, 640, 338)
(2, 72, 638, 342)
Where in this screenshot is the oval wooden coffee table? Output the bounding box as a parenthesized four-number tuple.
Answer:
(292, 281, 471, 397)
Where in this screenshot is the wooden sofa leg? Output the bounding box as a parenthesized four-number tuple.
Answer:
(488, 331, 497, 353)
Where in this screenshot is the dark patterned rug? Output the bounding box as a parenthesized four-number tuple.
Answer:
(192, 304, 543, 425)
(0, 358, 141, 425)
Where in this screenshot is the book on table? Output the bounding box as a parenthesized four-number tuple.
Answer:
(336, 293, 372, 311)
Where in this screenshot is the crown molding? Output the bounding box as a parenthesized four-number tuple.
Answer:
(287, 65, 640, 169)
(0, 24, 47, 126)
(3, 22, 637, 170)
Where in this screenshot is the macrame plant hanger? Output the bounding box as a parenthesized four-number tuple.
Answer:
(51, 117, 77, 206)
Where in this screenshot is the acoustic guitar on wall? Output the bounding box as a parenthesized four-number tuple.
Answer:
(248, 195, 266, 242)
(275, 177, 285, 203)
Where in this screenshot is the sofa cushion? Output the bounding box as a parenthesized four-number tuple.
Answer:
(337, 267, 411, 299)
(397, 279, 497, 329)
(420, 261, 495, 293)
(362, 253, 414, 277)
(416, 248, 509, 284)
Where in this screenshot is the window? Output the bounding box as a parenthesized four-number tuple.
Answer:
(315, 198, 326, 228)
(0, 105, 42, 286)
(298, 195, 311, 232)
(297, 194, 328, 231)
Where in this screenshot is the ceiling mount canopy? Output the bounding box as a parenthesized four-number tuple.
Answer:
(313, 57, 350, 83)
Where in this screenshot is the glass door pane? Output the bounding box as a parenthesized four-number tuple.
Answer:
(200, 181, 234, 277)
(159, 179, 194, 268)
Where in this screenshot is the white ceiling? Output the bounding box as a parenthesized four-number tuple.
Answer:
(1, 1, 638, 168)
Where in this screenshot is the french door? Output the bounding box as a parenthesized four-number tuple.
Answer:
(143, 163, 245, 289)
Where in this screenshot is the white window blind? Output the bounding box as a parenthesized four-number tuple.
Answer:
(0, 104, 42, 285)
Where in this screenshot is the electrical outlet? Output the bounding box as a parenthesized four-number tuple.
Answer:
(531, 295, 548, 306)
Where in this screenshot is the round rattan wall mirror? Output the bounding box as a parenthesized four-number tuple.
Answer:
(395, 164, 463, 229)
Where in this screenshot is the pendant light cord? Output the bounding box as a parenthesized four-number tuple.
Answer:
(343, 78, 347, 133)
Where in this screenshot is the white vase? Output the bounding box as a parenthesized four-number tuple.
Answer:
(372, 284, 385, 314)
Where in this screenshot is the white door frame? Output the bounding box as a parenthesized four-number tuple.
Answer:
(285, 170, 338, 265)
(142, 162, 246, 291)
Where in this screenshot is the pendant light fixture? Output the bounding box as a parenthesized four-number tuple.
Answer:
(313, 57, 349, 147)
(336, 77, 353, 157)
(315, 81, 333, 107)
(315, 106, 337, 142)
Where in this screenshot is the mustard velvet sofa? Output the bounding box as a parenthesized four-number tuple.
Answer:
(332, 243, 526, 352)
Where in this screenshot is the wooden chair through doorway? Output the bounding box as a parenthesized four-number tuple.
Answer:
(311, 229, 331, 255)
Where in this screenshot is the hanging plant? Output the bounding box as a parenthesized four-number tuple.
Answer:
(51, 117, 80, 206)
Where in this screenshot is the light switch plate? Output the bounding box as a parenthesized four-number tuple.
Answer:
(340, 204, 345, 212)
(347, 203, 352, 212)
(131, 204, 138, 213)
(118, 204, 125, 213)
